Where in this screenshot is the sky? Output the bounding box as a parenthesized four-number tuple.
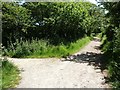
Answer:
(89, 0, 98, 4)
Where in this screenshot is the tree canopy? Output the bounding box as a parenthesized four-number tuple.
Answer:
(2, 2, 104, 46)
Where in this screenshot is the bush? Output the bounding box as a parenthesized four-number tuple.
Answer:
(101, 26, 120, 88)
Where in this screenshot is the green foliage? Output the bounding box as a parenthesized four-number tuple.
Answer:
(1, 58, 20, 88)
(2, 2, 99, 58)
(3, 37, 90, 58)
(2, 2, 102, 46)
(2, 2, 32, 47)
(3, 39, 49, 58)
(100, 2, 120, 88)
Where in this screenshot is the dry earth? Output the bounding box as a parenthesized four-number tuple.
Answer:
(8, 37, 109, 88)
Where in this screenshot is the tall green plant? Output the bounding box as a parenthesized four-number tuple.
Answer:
(100, 2, 120, 88)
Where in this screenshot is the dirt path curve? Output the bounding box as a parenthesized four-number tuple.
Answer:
(9, 37, 108, 88)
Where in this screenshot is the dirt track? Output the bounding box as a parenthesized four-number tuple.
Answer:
(9, 38, 108, 88)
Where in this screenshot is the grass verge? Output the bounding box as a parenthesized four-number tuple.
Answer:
(3, 37, 91, 58)
(1, 58, 20, 88)
(27, 37, 91, 58)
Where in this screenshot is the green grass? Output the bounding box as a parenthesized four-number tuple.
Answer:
(1, 58, 20, 88)
(27, 37, 91, 58)
(3, 37, 91, 58)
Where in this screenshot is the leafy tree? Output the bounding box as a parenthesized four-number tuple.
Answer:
(100, 2, 120, 88)
(22, 2, 100, 45)
(2, 2, 31, 47)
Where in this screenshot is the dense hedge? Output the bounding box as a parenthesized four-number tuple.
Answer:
(100, 2, 120, 88)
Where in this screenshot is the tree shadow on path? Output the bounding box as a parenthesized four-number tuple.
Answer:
(63, 52, 105, 69)
(61, 38, 106, 72)
(62, 51, 109, 82)
(61, 38, 109, 85)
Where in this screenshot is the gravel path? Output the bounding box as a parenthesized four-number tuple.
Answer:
(9, 37, 108, 88)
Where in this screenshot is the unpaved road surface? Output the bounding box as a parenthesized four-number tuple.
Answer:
(8, 38, 108, 88)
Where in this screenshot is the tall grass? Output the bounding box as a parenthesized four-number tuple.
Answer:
(1, 58, 20, 88)
(3, 37, 90, 58)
